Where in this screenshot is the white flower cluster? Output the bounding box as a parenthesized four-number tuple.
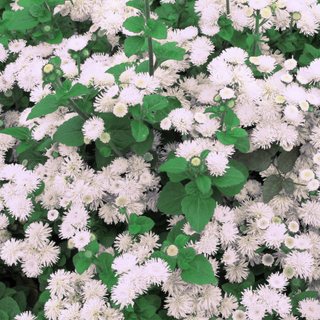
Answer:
(44, 269, 124, 320)
(0, 221, 60, 278)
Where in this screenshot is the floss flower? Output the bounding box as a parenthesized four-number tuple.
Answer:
(82, 116, 105, 141)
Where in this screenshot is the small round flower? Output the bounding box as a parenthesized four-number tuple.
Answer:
(160, 117, 172, 130)
(275, 95, 285, 104)
(281, 73, 293, 83)
(284, 105, 299, 120)
(285, 236, 295, 249)
(113, 102, 128, 117)
(82, 116, 105, 141)
(219, 87, 234, 100)
(25, 222, 52, 249)
(100, 132, 111, 143)
(284, 58, 297, 70)
(47, 209, 59, 221)
(194, 112, 206, 123)
(249, 56, 260, 64)
(288, 221, 299, 233)
(262, 253, 274, 267)
(191, 157, 201, 166)
(14, 311, 37, 320)
(300, 169, 314, 181)
(283, 265, 294, 279)
(307, 179, 320, 191)
(299, 100, 309, 111)
(115, 196, 128, 208)
(43, 64, 54, 73)
(166, 244, 179, 257)
(233, 310, 246, 320)
(244, 7, 254, 16)
(257, 217, 269, 229)
(261, 7, 272, 19)
(313, 152, 320, 165)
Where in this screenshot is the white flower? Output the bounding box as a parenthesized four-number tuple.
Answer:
(261, 253, 274, 267)
(143, 257, 171, 285)
(0, 213, 9, 230)
(67, 34, 89, 51)
(256, 55, 277, 74)
(113, 102, 128, 117)
(297, 298, 320, 320)
(219, 293, 239, 319)
(82, 116, 105, 141)
(248, 0, 269, 10)
(263, 223, 287, 249)
(196, 284, 222, 315)
(288, 221, 299, 233)
(219, 222, 239, 246)
(225, 259, 250, 283)
(47, 209, 59, 221)
(21, 256, 43, 278)
(111, 278, 139, 310)
(111, 253, 138, 276)
(189, 36, 215, 66)
(281, 73, 293, 83)
(73, 230, 91, 249)
(160, 117, 172, 130)
(300, 169, 314, 181)
(256, 217, 269, 229)
(284, 236, 295, 249)
(46, 269, 74, 300)
(14, 311, 37, 320)
(246, 304, 266, 320)
(298, 200, 320, 228)
(44, 297, 64, 320)
(39, 241, 60, 267)
(81, 297, 108, 320)
(206, 151, 229, 177)
(25, 222, 52, 249)
(307, 179, 319, 191)
(168, 108, 194, 135)
(267, 272, 288, 291)
(313, 152, 320, 165)
(284, 251, 315, 279)
(233, 310, 247, 320)
(82, 279, 108, 301)
(284, 58, 297, 70)
(222, 247, 239, 265)
(220, 87, 234, 99)
(0, 238, 24, 266)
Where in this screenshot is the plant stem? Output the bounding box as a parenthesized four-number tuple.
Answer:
(252, 10, 260, 57)
(144, 0, 154, 76)
(109, 140, 124, 157)
(77, 56, 81, 75)
(226, 0, 230, 15)
(55, 78, 90, 121)
(219, 111, 225, 130)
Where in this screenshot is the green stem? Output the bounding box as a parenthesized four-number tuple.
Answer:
(252, 10, 260, 57)
(144, 0, 154, 76)
(109, 140, 124, 157)
(55, 78, 90, 121)
(226, 0, 230, 15)
(219, 111, 225, 131)
(77, 56, 81, 75)
(268, 29, 291, 46)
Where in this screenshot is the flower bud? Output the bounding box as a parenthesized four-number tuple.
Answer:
(43, 64, 54, 73)
(166, 244, 179, 257)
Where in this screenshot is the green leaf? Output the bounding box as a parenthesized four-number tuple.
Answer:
(12, 291, 26, 313)
(33, 180, 45, 197)
(304, 44, 320, 58)
(200, 149, 211, 159)
(179, 247, 196, 263)
(16, 140, 35, 154)
(215, 130, 238, 145)
(196, 175, 211, 195)
(158, 157, 188, 173)
(152, 40, 186, 67)
(0, 310, 8, 320)
(157, 181, 186, 216)
(135, 216, 155, 233)
(0, 284, 5, 300)
(263, 175, 283, 203)
(185, 181, 201, 196)
(218, 24, 234, 41)
(235, 136, 250, 153)
(0, 297, 20, 320)
(53, 116, 85, 146)
(147, 19, 167, 39)
(211, 165, 245, 188)
(277, 147, 299, 174)
(131, 130, 154, 156)
(181, 195, 215, 232)
(174, 234, 190, 248)
(27, 95, 59, 120)
(222, 281, 252, 301)
(232, 148, 272, 172)
(143, 94, 168, 111)
(76, 259, 91, 275)
(229, 128, 248, 138)
(282, 178, 294, 194)
(62, 83, 91, 99)
(7, 8, 39, 31)
(106, 62, 135, 83)
(129, 224, 141, 234)
(0, 127, 30, 140)
(95, 252, 114, 270)
(181, 254, 217, 285)
(88, 240, 99, 255)
(131, 119, 149, 142)
(123, 16, 145, 33)
(124, 36, 145, 58)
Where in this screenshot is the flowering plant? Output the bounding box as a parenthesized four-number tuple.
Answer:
(1, 0, 320, 320)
